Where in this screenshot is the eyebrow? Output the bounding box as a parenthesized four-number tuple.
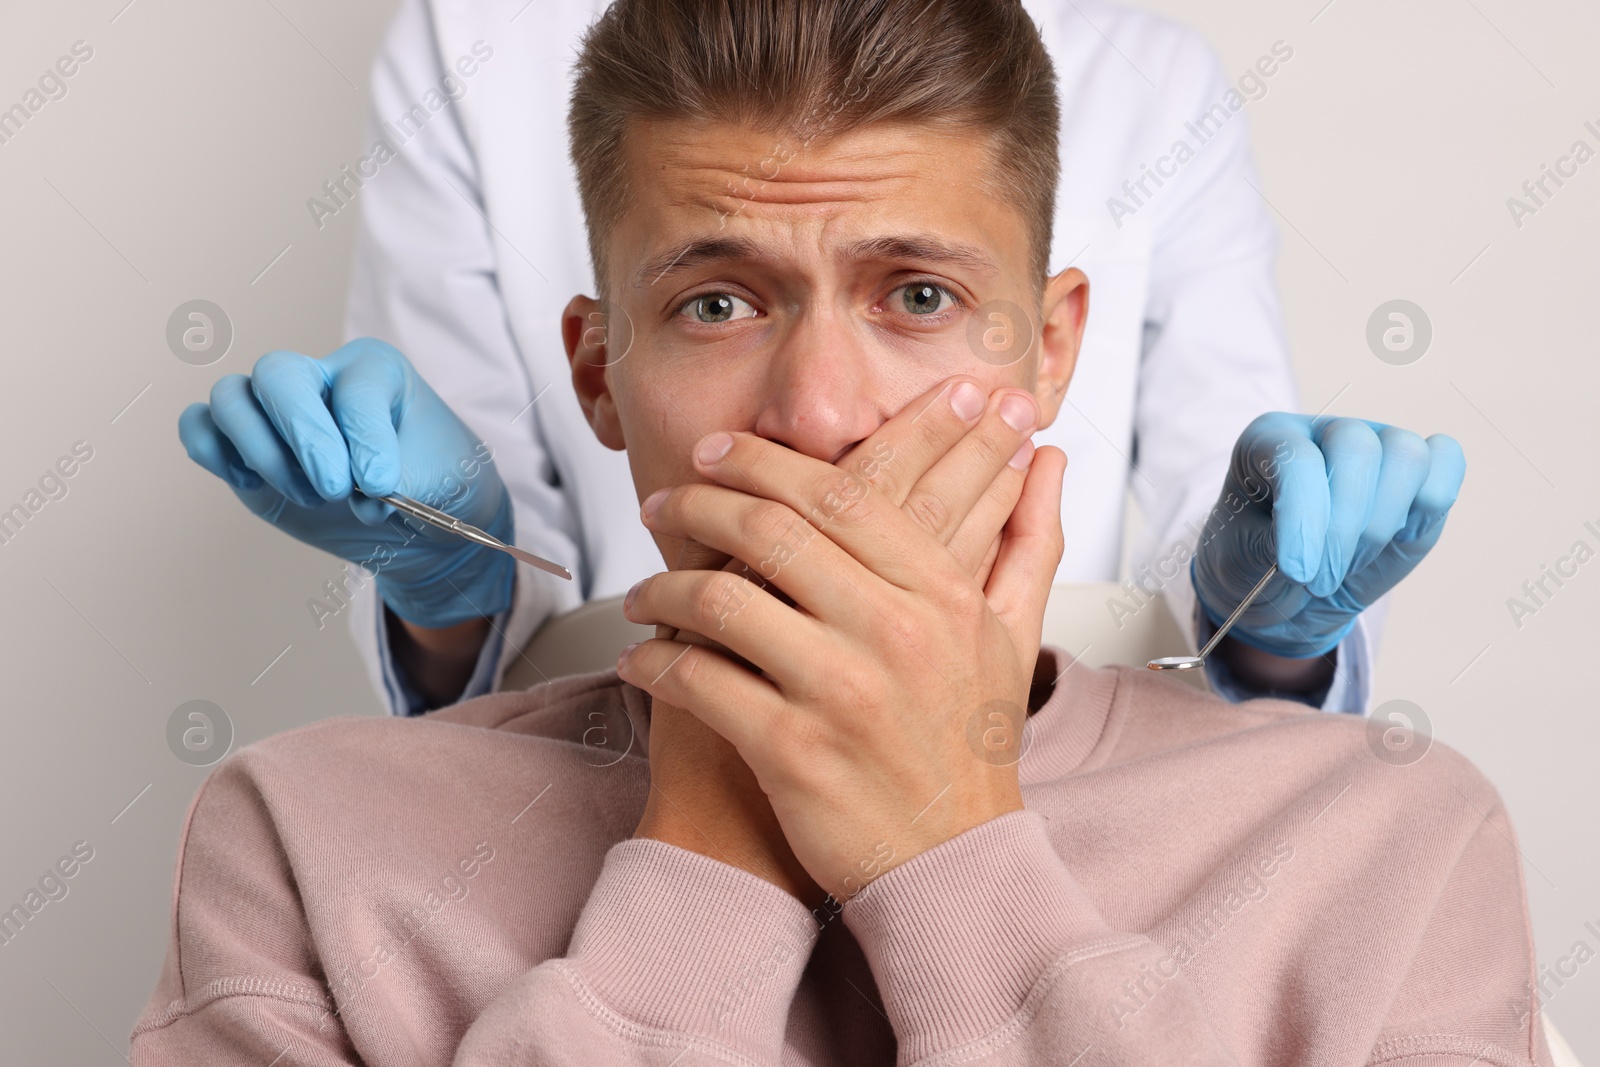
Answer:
(631, 232, 1001, 289)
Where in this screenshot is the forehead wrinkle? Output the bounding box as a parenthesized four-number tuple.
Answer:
(632, 224, 1002, 290)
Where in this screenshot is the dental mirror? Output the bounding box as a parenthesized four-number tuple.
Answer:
(1147, 563, 1279, 671)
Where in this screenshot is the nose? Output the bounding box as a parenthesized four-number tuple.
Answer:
(751, 308, 882, 464)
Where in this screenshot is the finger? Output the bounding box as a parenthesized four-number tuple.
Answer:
(1237, 413, 1328, 585)
(623, 569, 822, 689)
(1340, 435, 1463, 606)
(943, 438, 1033, 577)
(972, 532, 1003, 590)
(617, 638, 782, 754)
(1347, 426, 1431, 576)
(1399, 433, 1466, 543)
(833, 376, 989, 507)
(249, 349, 352, 500)
(328, 346, 406, 498)
(1309, 418, 1382, 598)
(643, 481, 872, 623)
(207, 374, 324, 508)
(178, 402, 263, 492)
(1340, 431, 1464, 606)
(901, 388, 1039, 547)
(984, 445, 1067, 654)
(687, 431, 962, 595)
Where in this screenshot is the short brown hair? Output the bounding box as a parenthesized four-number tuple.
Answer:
(568, 0, 1061, 296)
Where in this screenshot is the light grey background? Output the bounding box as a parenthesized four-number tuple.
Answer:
(0, 0, 1593, 1061)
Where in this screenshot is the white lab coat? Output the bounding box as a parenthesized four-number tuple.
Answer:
(343, 0, 1377, 715)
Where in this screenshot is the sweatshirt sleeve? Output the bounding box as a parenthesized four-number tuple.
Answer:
(132, 749, 821, 1066)
(130, 756, 369, 1066)
(1367, 775, 1552, 1067)
(455, 839, 821, 1065)
(841, 810, 1239, 1066)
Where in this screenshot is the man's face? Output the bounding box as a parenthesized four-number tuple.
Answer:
(565, 119, 1087, 565)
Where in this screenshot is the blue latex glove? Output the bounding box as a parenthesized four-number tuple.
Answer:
(1192, 412, 1466, 659)
(178, 337, 515, 629)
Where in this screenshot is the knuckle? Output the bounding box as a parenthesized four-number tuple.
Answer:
(740, 500, 800, 550)
(690, 572, 744, 624)
(1428, 432, 1465, 466)
(671, 482, 710, 519)
(350, 336, 402, 365)
(878, 603, 928, 649)
(811, 470, 873, 527)
(942, 580, 987, 621)
(252, 349, 309, 390)
(1322, 418, 1381, 458)
(1245, 410, 1295, 441)
(208, 374, 253, 415)
(904, 490, 950, 535)
(1379, 427, 1431, 478)
(671, 643, 705, 688)
(968, 427, 1010, 468)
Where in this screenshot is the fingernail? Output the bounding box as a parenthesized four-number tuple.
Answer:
(642, 488, 669, 519)
(1008, 439, 1035, 470)
(1000, 393, 1037, 433)
(624, 579, 643, 612)
(618, 642, 639, 668)
(950, 381, 984, 422)
(695, 432, 735, 466)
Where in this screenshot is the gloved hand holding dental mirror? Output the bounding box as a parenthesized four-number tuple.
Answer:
(1151, 411, 1466, 695)
(178, 339, 572, 706)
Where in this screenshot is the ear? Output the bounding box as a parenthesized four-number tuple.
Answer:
(563, 294, 627, 451)
(1032, 267, 1089, 431)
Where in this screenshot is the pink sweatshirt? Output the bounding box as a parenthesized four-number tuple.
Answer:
(131, 647, 1550, 1065)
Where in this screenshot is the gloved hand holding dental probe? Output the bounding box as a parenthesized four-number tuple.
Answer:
(1192, 411, 1467, 695)
(177, 338, 514, 697)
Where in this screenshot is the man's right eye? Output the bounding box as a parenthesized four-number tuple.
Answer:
(677, 293, 757, 324)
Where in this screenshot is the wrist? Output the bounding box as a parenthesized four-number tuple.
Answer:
(635, 794, 821, 904)
(634, 703, 820, 903)
(1210, 634, 1337, 697)
(386, 610, 492, 709)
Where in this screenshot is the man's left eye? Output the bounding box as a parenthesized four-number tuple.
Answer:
(896, 282, 959, 316)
